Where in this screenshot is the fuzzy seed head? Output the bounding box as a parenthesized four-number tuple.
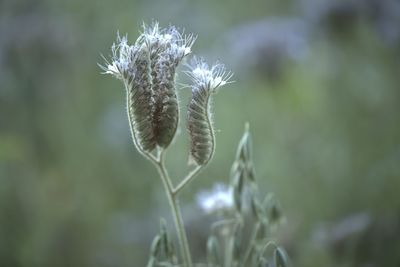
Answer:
(127, 43, 157, 151)
(186, 58, 233, 165)
(142, 22, 195, 148)
(101, 34, 157, 152)
(101, 22, 196, 153)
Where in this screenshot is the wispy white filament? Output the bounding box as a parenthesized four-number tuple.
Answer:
(186, 58, 233, 92)
(100, 23, 196, 84)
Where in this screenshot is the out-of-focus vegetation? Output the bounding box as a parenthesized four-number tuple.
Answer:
(1, 0, 400, 266)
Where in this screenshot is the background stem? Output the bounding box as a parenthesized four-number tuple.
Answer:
(242, 221, 261, 266)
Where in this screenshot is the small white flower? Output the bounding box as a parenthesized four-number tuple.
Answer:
(100, 34, 139, 81)
(196, 183, 234, 214)
(186, 58, 233, 92)
(142, 22, 195, 63)
(100, 22, 196, 85)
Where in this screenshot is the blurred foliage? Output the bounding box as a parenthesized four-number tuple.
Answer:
(1, 0, 400, 266)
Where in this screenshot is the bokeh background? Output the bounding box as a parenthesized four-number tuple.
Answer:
(1, 0, 400, 266)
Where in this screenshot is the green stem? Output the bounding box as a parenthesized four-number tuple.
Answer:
(125, 83, 191, 266)
(242, 221, 261, 267)
(173, 165, 203, 196)
(152, 150, 193, 267)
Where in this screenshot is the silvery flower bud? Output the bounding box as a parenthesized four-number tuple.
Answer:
(100, 35, 156, 152)
(186, 58, 232, 165)
(128, 44, 157, 151)
(101, 23, 195, 153)
(143, 23, 195, 148)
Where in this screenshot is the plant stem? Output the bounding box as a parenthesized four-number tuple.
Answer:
(173, 165, 203, 196)
(242, 221, 261, 267)
(152, 150, 193, 267)
(125, 84, 191, 266)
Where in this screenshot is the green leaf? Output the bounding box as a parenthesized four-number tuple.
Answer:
(149, 234, 162, 259)
(274, 247, 290, 267)
(207, 235, 221, 266)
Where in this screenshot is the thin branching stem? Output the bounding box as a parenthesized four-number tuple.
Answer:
(173, 165, 203, 196)
(149, 148, 193, 267)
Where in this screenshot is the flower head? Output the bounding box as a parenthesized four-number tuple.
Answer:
(142, 22, 195, 64)
(186, 58, 233, 92)
(100, 23, 195, 85)
(140, 23, 196, 148)
(100, 22, 196, 152)
(186, 58, 233, 165)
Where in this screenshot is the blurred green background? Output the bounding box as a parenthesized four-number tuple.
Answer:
(1, 0, 400, 266)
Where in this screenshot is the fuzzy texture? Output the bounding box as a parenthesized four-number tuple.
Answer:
(101, 23, 195, 152)
(100, 35, 156, 151)
(152, 53, 180, 147)
(186, 58, 232, 165)
(187, 84, 214, 165)
(144, 23, 194, 148)
(127, 44, 157, 151)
